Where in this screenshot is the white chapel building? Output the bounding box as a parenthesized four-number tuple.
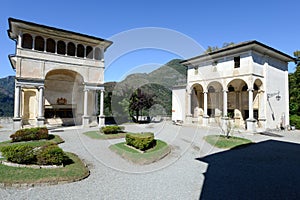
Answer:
(172, 41, 295, 131)
(8, 18, 112, 129)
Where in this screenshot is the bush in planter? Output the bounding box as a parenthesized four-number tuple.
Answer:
(0, 144, 36, 164)
(290, 115, 300, 129)
(10, 127, 49, 142)
(100, 125, 125, 134)
(36, 145, 67, 165)
(125, 132, 156, 151)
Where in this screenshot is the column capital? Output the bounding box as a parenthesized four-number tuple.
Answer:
(223, 89, 228, 93)
(38, 85, 44, 90)
(247, 88, 254, 92)
(258, 89, 265, 93)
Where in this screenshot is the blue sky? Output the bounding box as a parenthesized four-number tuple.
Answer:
(0, 0, 299, 81)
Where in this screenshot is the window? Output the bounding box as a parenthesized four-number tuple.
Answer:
(34, 36, 44, 51)
(86, 46, 93, 59)
(57, 41, 66, 55)
(46, 38, 55, 53)
(77, 44, 84, 58)
(228, 85, 235, 92)
(67, 42, 76, 56)
(234, 56, 240, 68)
(22, 34, 33, 49)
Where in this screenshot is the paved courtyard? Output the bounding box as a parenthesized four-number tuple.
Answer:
(0, 121, 300, 199)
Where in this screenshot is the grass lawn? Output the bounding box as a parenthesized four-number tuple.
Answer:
(109, 140, 171, 164)
(0, 135, 89, 186)
(0, 152, 89, 185)
(0, 134, 64, 148)
(83, 131, 126, 139)
(204, 135, 252, 149)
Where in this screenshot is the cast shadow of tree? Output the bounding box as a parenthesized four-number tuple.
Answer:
(197, 140, 300, 200)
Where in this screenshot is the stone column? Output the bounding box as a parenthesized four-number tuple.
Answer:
(82, 89, 89, 127)
(223, 90, 228, 117)
(185, 91, 192, 124)
(37, 86, 45, 127)
(203, 91, 209, 126)
(98, 90, 105, 127)
(258, 90, 266, 129)
(246, 88, 256, 132)
(13, 84, 22, 130)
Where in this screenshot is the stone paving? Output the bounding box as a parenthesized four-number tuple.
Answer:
(0, 121, 299, 199)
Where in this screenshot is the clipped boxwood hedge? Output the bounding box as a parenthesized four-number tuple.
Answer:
(125, 132, 156, 151)
(36, 145, 67, 165)
(0, 144, 67, 166)
(100, 125, 124, 134)
(0, 144, 36, 164)
(10, 127, 49, 142)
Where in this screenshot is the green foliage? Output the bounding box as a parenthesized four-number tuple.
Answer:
(125, 132, 156, 151)
(1, 144, 36, 164)
(100, 125, 125, 134)
(36, 145, 66, 165)
(0, 76, 14, 117)
(204, 135, 252, 149)
(10, 127, 49, 142)
(290, 115, 300, 129)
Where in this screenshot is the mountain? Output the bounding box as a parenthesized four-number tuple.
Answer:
(106, 59, 187, 118)
(0, 76, 15, 116)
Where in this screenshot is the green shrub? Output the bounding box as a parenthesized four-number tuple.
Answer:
(125, 132, 156, 151)
(0, 144, 36, 164)
(290, 115, 300, 129)
(36, 145, 66, 165)
(100, 125, 125, 134)
(10, 127, 49, 142)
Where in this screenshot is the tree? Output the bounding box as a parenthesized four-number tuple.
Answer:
(205, 42, 235, 53)
(129, 88, 155, 123)
(289, 51, 300, 115)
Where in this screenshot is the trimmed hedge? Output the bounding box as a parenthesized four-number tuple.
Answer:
(1, 144, 36, 164)
(36, 145, 66, 165)
(0, 144, 67, 166)
(290, 115, 300, 129)
(10, 127, 49, 142)
(100, 125, 125, 134)
(125, 132, 156, 151)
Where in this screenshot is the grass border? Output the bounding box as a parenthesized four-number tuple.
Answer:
(109, 139, 171, 165)
(203, 135, 252, 149)
(83, 131, 126, 140)
(0, 152, 89, 187)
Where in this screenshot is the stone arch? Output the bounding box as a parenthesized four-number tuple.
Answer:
(23, 90, 37, 125)
(227, 79, 249, 123)
(22, 33, 33, 49)
(94, 47, 101, 60)
(44, 69, 85, 125)
(190, 83, 204, 117)
(207, 81, 223, 117)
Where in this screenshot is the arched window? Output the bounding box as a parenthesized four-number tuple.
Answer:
(94, 47, 101, 60)
(77, 44, 84, 58)
(46, 38, 55, 53)
(67, 42, 76, 56)
(86, 46, 93, 59)
(228, 85, 235, 92)
(254, 83, 259, 90)
(57, 41, 66, 55)
(242, 85, 248, 91)
(34, 36, 44, 51)
(22, 34, 33, 49)
(208, 86, 215, 93)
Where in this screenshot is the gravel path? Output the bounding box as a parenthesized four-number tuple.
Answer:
(0, 122, 300, 199)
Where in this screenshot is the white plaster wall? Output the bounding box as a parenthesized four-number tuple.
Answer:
(265, 64, 289, 129)
(172, 88, 186, 122)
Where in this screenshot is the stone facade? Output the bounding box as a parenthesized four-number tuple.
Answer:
(8, 18, 112, 129)
(172, 41, 294, 131)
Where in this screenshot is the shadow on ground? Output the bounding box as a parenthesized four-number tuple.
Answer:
(197, 140, 300, 200)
